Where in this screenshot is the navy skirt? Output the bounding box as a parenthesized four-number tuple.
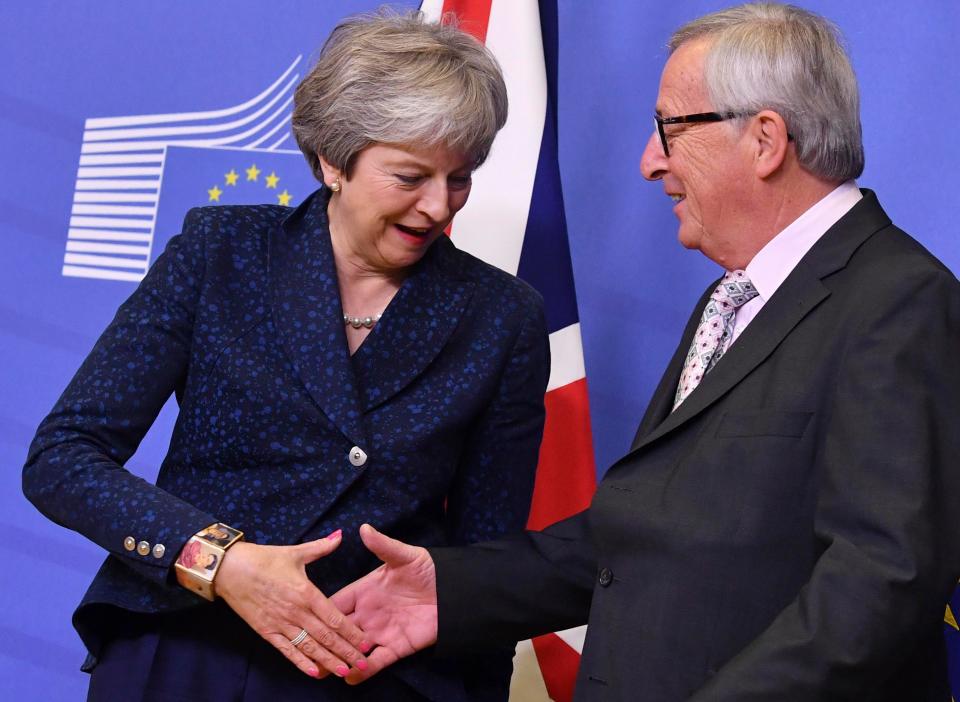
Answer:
(86, 602, 428, 702)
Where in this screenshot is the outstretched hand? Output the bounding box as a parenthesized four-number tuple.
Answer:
(214, 530, 370, 679)
(330, 524, 439, 684)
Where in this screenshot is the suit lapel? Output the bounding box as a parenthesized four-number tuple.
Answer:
(351, 236, 475, 412)
(630, 189, 892, 454)
(269, 189, 366, 446)
(630, 283, 715, 450)
(638, 272, 830, 449)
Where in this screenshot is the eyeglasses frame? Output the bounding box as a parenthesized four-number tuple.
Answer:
(654, 111, 749, 157)
(654, 110, 794, 157)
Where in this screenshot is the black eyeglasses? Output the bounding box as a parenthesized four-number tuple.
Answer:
(654, 111, 749, 157)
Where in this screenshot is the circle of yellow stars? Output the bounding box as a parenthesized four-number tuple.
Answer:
(207, 164, 292, 206)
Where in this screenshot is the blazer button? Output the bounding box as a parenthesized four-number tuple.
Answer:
(136, 540, 151, 556)
(598, 567, 613, 587)
(349, 446, 368, 467)
(123, 536, 136, 551)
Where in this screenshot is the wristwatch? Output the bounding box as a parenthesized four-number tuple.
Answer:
(174, 522, 244, 601)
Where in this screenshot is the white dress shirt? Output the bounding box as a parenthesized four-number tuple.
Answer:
(729, 180, 863, 346)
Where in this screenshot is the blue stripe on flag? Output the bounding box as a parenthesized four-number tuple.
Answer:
(515, 0, 580, 335)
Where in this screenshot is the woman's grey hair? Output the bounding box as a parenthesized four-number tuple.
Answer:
(292, 9, 508, 182)
(670, 2, 864, 182)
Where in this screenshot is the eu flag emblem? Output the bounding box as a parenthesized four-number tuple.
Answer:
(152, 145, 317, 264)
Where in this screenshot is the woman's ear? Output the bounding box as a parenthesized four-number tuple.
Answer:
(317, 154, 343, 189)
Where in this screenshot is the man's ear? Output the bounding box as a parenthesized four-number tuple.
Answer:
(751, 110, 791, 179)
(317, 154, 343, 188)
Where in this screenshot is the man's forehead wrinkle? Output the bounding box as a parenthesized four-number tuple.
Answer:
(658, 81, 693, 117)
(658, 39, 714, 116)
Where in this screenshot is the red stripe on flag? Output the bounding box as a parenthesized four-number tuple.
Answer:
(439, 0, 491, 237)
(527, 378, 597, 531)
(532, 633, 580, 702)
(439, 0, 493, 42)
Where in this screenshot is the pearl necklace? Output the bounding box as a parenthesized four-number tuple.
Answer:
(343, 312, 382, 329)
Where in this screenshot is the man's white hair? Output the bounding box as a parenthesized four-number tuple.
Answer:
(671, 2, 864, 182)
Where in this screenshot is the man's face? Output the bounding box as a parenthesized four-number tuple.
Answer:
(640, 39, 755, 269)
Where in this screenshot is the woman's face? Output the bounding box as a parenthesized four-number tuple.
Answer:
(322, 142, 473, 274)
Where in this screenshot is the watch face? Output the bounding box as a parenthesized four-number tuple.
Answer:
(175, 524, 243, 601)
(196, 523, 242, 548)
(176, 540, 218, 577)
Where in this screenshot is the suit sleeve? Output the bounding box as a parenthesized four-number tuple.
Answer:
(689, 265, 960, 700)
(432, 509, 597, 655)
(23, 209, 220, 591)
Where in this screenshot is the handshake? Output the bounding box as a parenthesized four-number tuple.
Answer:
(326, 524, 440, 684)
(215, 523, 446, 684)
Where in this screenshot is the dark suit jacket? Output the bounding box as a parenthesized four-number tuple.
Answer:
(24, 188, 549, 701)
(432, 191, 960, 701)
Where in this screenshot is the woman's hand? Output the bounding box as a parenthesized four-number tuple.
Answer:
(214, 530, 370, 679)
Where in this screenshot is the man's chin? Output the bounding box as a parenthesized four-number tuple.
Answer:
(677, 230, 700, 252)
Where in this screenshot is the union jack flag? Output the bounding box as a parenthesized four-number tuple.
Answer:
(419, 1, 597, 699)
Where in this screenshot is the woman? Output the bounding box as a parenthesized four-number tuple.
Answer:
(23, 10, 548, 702)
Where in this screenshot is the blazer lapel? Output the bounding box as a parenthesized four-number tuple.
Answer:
(269, 189, 366, 446)
(351, 236, 475, 412)
(631, 189, 892, 454)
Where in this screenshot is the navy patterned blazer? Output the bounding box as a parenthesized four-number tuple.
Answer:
(24, 188, 549, 700)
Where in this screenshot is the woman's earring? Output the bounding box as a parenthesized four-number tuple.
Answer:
(330, 178, 341, 193)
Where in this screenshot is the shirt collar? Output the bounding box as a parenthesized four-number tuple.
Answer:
(744, 180, 862, 301)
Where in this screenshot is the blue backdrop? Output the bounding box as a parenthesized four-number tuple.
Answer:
(2, 2, 958, 699)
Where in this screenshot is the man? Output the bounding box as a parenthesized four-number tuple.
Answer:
(331, 4, 960, 699)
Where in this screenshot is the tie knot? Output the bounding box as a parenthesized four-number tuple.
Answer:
(712, 270, 758, 310)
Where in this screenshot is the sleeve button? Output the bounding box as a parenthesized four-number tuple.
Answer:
(152, 543, 166, 559)
(136, 540, 151, 556)
(123, 536, 136, 551)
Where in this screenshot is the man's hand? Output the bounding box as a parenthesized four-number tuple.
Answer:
(330, 524, 439, 684)
(214, 530, 370, 679)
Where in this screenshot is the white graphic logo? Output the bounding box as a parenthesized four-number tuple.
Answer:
(63, 57, 304, 282)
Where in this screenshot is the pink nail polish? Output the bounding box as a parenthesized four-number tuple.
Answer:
(359, 641, 372, 653)
(308, 668, 320, 678)
(327, 529, 342, 541)
(355, 659, 368, 671)
(335, 665, 350, 677)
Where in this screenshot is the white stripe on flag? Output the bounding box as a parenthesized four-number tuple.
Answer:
(555, 625, 587, 654)
(547, 323, 587, 391)
(448, 1, 547, 276)
(418, 0, 443, 19)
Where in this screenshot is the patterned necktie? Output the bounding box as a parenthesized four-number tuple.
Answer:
(673, 270, 759, 409)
